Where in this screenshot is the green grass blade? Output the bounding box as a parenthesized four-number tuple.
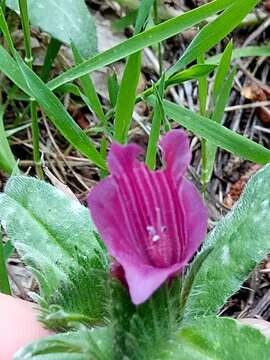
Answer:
(166, 64, 216, 87)
(0, 8, 106, 169)
(161, 99, 270, 164)
(212, 40, 233, 104)
(206, 45, 270, 64)
(113, 10, 138, 32)
(140, 64, 216, 100)
(0, 105, 17, 174)
(72, 44, 107, 129)
(169, 0, 259, 75)
(114, 51, 142, 143)
(197, 56, 208, 116)
(0, 230, 11, 295)
(41, 38, 61, 82)
(145, 77, 166, 170)
(212, 67, 236, 124)
(108, 72, 119, 108)
(204, 67, 236, 182)
(134, 0, 155, 34)
(47, 0, 235, 90)
(13, 52, 106, 169)
(0, 45, 29, 93)
(197, 55, 208, 190)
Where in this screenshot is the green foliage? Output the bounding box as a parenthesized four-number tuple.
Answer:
(204, 41, 235, 182)
(13, 50, 106, 169)
(3, 169, 270, 358)
(1, 0, 270, 358)
(6, 0, 97, 58)
(161, 317, 270, 359)
(212, 41, 233, 104)
(185, 165, 270, 318)
(113, 0, 154, 143)
(108, 278, 182, 359)
(162, 99, 270, 164)
(14, 327, 112, 360)
(47, 0, 235, 90)
(169, 0, 260, 74)
(0, 176, 108, 329)
(204, 67, 236, 181)
(72, 44, 107, 129)
(0, 105, 17, 174)
(166, 64, 216, 87)
(0, 230, 11, 294)
(141, 64, 216, 99)
(207, 45, 270, 64)
(113, 51, 141, 143)
(145, 76, 166, 170)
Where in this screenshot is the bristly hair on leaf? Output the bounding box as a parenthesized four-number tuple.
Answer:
(108, 277, 182, 360)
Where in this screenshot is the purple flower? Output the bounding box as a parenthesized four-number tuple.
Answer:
(88, 130, 208, 305)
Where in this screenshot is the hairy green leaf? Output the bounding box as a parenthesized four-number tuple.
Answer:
(6, 0, 97, 58)
(0, 176, 108, 328)
(14, 327, 112, 360)
(186, 165, 270, 318)
(161, 317, 270, 359)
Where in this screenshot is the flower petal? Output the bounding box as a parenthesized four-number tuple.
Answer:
(179, 178, 208, 262)
(108, 142, 143, 176)
(160, 130, 191, 179)
(120, 257, 183, 305)
(88, 177, 145, 259)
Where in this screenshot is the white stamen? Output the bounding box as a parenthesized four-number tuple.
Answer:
(152, 235, 160, 242)
(147, 225, 156, 236)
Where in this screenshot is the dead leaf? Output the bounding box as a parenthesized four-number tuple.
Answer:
(264, 0, 270, 11)
(242, 83, 267, 102)
(242, 83, 270, 125)
(224, 164, 261, 208)
(258, 106, 270, 125)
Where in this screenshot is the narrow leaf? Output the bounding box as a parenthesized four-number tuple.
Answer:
(0, 105, 17, 174)
(114, 51, 141, 143)
(47, 0, 236, 90)
(212, 40, 233, 104)
(72, 44, 107, 128)
(169, 0, 259, 74)
(14, 51, 106, 169)
(206, 45, 270, 64)
(204, 67, 236, 182)
(161, 99, 270, 164)
(145, 76, 166, 169)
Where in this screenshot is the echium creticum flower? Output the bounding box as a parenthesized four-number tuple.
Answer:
(88, 130, 208, 305)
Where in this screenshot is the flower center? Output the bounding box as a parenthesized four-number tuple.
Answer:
(145, 208, 171, 267)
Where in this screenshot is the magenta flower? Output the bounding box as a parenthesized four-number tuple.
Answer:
(88, 130, 208, 305)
